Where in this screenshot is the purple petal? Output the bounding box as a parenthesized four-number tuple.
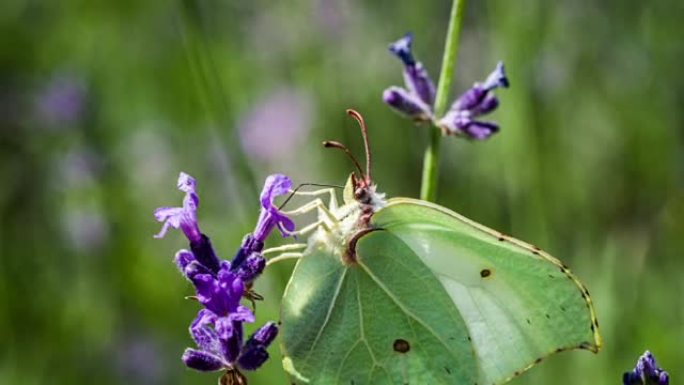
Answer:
(253, 174, 295, 242)
(231, 234, 264, 270)
(184, 261, 211, 280)
(177, 172, 197, 194)
(471, 94, 499, 116)
(259, 174, 292, 208)
(174, 250, 195, 272)
(182, 348, 225, 372)
(450, 86, 488, 112)
(659, 371, 669, 385)
(153, 172, 201, 242)
(190, 309, 220, 353)
(482, 61, 509, 91)
(250, 322, 278, 346)
(383, 87, 432, 120)
(234, 253, 266, 282)
(403, 62, 435, 106)
(190, 274, 219, 311)
(237, 346, 269, 371)
(220, 321, 243, 363)
(275, 214, 296, 236)
(463, 121, 500, 140)
(388, 33, 415, 66)
(153, 207, 183, 239)
(230, 305, 256, 324)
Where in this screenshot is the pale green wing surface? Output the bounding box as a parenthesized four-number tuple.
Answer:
(280, 231, 478, 385)
(372, 198, 602, 384)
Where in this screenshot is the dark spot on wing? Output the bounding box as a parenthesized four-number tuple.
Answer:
(393, 339, 410, 353)
(497, 236, 505, 241)
(545, 313, 550, 319)
(467, 336, 472, 341)
(548, 274, 555, 278)
(444, 367, 451, 374)
(480, 269, 492, 278)
(532, 250, 540, 256)
(560, 305, 566, 312)
(534, 357, 543, 364)
(526, 318, 531, 325)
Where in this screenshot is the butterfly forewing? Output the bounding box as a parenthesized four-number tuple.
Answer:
(371, 198, 601, 384)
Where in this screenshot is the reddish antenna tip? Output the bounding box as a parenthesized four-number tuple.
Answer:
(345, 109, 372, 182)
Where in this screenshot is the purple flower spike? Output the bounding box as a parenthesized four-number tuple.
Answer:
(388, 33, 436, 108)
(154, 172, 201, 243)
(252, 174, 295, 242)
(623, 350, 669, 385)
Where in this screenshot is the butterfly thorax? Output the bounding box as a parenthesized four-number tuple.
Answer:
(309, 175, 386, 265)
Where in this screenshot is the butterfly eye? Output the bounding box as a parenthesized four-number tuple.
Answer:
(354, 187, 370, 204)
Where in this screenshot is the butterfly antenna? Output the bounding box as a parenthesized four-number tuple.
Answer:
(278, 182, 344, 210)
(322, 140, 366, 179)
(346, 109, 372, 182)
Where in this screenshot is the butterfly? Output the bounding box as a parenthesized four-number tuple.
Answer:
(274, 110, 601, 385)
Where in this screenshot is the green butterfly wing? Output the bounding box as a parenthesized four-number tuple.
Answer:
(280, 197, 600, 385)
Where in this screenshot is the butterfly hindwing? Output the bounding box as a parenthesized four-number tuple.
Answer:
(280, 231, 478, 384)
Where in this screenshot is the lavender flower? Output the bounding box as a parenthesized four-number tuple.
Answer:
(155, 173, 293, 382)
(154, 172, 201, 242)
(182, 265, 278, 374)
(438, 62, 509, 140)
(623, 351, 669, 385)
(154, 172, 221, 273)
(383, 33, 509, 140)
(383, 33, 434, 121)
(231, 174, 294, 273)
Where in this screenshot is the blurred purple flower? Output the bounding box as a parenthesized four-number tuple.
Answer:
(623, 351, 669, 385)
(383, 33, 509, 140)
(239, 88, 314, 162)
(63, 209, 109, 253)
(115, 332, 167, 385)
(383, 33, 434, 121)
(438, 62, 509, 140)
(36, 75, 86, 126)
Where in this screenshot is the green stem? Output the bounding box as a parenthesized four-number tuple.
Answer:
(419, 0, 467, 201)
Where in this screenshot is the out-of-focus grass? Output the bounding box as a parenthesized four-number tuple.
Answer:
(0, 0, 681, 384)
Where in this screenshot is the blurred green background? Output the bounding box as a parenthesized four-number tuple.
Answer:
(1, 0, 682, 384)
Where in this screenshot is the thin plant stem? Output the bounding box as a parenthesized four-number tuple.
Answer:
(419, 0, 467, 201)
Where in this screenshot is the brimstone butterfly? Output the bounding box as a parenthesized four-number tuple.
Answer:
(275, 110, 601, 385)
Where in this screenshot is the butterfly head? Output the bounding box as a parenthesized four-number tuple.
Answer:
(325, 110, 386, 211)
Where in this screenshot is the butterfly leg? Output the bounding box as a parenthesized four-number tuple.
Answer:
(262, 243, 307, 256)
(281, 198, 340, 230)
(266, 252, 304, 267)
(288, 187, 339, 211)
